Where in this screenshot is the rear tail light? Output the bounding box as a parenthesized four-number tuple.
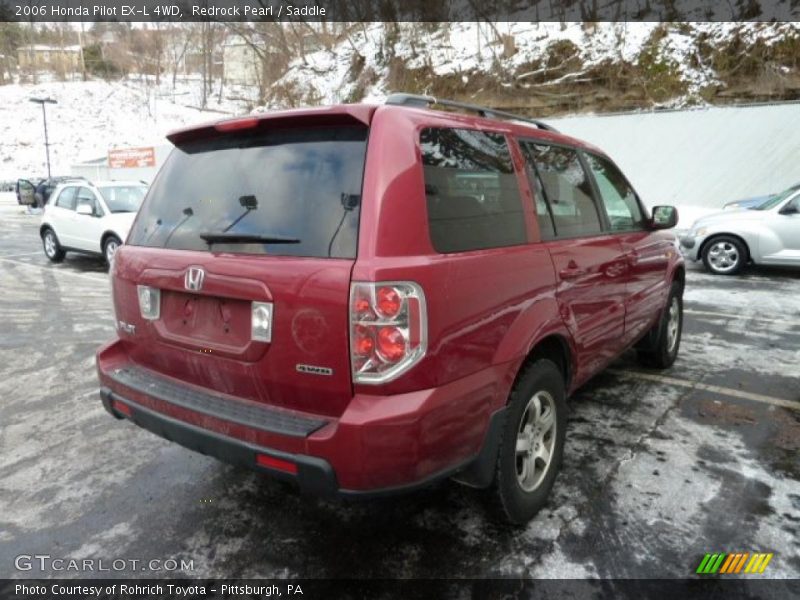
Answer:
(349, 282, 427, 384)
(251, 301, 273, 342)
(137, 285, 160, 320)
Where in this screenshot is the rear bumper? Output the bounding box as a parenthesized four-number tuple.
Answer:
(100, 387, 340, 496)
(97, 340, 508, 497)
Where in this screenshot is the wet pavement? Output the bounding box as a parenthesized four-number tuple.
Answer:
(1, 198, 798, 580)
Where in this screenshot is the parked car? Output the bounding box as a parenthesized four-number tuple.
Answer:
(681, 183, 800, 274)
(723, 184, 800, 211)
(17, 176, 86, 208)
(40, 179, 148, 266)
(723, 194, 773, 210)
(95, 95, 683, 524)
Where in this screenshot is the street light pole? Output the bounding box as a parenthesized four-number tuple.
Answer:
(29, 97, 57, 178)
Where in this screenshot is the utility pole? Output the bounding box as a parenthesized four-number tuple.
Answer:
(29, 97, 57, 178)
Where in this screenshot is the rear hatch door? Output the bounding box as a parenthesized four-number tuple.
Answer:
(112, 110, 373, 417)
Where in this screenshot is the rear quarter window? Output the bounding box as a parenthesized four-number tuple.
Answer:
(128, 127, 368, 258)
(420, 127, 526, 253)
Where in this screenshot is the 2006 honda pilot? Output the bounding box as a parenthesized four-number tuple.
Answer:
(97, 94, 684, 523)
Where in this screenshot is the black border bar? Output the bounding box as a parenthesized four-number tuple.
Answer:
(0, 0, 798, 22)
(1, 579, 799, 600)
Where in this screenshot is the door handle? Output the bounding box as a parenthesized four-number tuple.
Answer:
(559, 261, 587, 279)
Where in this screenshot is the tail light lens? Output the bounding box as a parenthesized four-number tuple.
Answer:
(137, 285, 160, 320)
(349, 282, 427, 384)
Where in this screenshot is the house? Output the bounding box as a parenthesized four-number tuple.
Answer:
(17, 45, 82, 73)
(222, 35, 262, 86)
(222, 32, 288, 88)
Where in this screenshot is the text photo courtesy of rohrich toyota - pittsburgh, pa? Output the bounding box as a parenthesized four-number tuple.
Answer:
(0, 1, 799, 599)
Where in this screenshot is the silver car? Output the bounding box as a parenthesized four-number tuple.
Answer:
(680, 184, 800, 275)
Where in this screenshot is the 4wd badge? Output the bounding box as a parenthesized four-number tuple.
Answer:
(296, 364, 333, 376)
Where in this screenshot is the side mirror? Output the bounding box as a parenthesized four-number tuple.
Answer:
(651, 205, 678, 230)
(779, 203, 798, 215)
(76, 204, 94, 216)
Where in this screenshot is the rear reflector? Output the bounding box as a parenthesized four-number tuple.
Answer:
(256, 454, 298, 474)
(112, 400, 132, 417)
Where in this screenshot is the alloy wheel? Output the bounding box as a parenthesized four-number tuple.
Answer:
(707, 241, 740, 273)
(515, 390, 557, 492)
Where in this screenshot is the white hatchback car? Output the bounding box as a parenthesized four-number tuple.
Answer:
(40, 180, 148, 266)
(680, 183, 800, 274)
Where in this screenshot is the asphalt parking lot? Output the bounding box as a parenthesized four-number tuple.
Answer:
(0, 196, 798, 580)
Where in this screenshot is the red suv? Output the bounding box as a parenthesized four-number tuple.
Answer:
(97, 94, 683, 523)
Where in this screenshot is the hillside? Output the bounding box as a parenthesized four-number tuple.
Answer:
(0, 77, 251, 180)
(265, 22, 800, 115)
(2, 21, 798, 182)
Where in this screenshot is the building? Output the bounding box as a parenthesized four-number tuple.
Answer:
(71, 145, 172, 184)
(17, 45, 82, 74)
(222, 36, 262, 86)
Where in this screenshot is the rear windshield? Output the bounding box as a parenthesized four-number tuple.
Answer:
(98, 185, 147, 213)
(127, 127, 368, 258)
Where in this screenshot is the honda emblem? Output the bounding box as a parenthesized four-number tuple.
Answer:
(185, 267, 205, 292)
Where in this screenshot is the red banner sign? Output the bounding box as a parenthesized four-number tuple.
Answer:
(108, 147, 156, 169)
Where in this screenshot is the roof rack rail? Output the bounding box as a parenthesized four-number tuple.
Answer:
(385, 93, 559, 133)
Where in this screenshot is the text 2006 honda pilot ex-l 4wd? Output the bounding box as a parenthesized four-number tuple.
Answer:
(97, 94, 683, 524)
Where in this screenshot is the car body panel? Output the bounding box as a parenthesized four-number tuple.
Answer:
(97, 103, 684, 494)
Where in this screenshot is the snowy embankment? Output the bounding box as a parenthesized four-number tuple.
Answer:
(553, 102, 800, 228)
(269, 22, 798, 109)
(0, 78, 251, 181)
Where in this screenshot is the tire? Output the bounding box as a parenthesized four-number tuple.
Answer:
(637, 282, 683, 369)
(489, 359, 567, 525)
(103, 235, 122, 267)
(42, 228, 65, 262)
(702, 235, 747, 275)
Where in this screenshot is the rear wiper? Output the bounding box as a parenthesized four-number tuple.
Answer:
(199, 232, 300, 245)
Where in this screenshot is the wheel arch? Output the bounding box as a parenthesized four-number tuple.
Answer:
(101, 230, 123, 249)
(698, 232, 751, 264)
(671, 263, 686, 294)
(491, 297, 576, 396)
(522, 334, 574, 393)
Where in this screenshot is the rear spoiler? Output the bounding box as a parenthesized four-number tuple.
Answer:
(167, 105, 376, 146)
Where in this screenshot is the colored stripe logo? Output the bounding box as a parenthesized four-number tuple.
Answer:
(696, 552, 773, 574)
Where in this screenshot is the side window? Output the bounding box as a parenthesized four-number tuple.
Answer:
(75, 187, 100, 216)
(584, 153, 644, 231)
(519, 144, 556, 240)
(55, 187, 77, 211)
(421, 127, 527, 253)
(522, 143, 602, 237)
